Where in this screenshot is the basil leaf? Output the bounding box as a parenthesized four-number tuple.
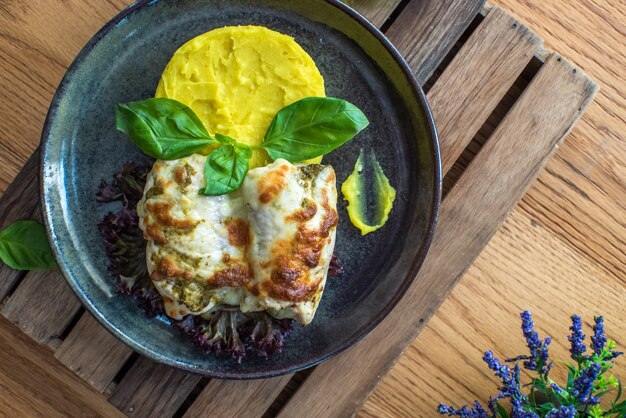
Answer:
(215, 133, 236, 144)
(261, 97, 369, 162)
(115, 98, 216, 160)
(0, 220, 56, 270)
(201, 144, 252, 195)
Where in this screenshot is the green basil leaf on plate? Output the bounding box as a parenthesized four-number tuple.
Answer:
(215, 133, 236, 144)
(261, 97, 369, 162)
(115, 98, 216, 160)
(0, 220, 57, 270)
(201, 143, 252, 196)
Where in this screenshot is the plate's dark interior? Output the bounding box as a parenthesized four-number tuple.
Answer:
(41, 0, 439, 378)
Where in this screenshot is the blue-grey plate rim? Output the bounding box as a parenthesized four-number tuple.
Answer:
(39, 0, 441, 379)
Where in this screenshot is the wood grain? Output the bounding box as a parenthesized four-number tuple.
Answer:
(1, 268, 81, 346)
(386, 0, 486, 84)
(277, 54, 597, 418)
(108, 356, 202, 418)
(0, 0, 131, 194)
(360, 0, 625, 414)
(183, 375, 292, 418)
(55, 312, 134, 392)
(430, 7, 541, 174)
(0, 316, 124, 417)
(343, 0, 403, 28)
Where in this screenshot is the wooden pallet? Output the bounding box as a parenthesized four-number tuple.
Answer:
(0, 1, 597, 417)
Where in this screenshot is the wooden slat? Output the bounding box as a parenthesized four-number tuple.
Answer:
(386, 0, 486, 84)
(430, 7, 541, 174)
(276, 54, 598, 418)
(183, 375, 292, 418)
(108, 356, 202, 418)
(0, 316, 125, 418)
(1, 269, 81, 346)
(348, 0, 402, 28)
(55, 312, 134, 392)
(0, 152, 41, 300)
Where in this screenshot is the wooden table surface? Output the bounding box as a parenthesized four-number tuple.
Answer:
(0, 0, 623, 416)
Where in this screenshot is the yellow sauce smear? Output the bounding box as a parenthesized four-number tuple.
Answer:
(341, 150, 396, 235)
(156, 25, 326, 168)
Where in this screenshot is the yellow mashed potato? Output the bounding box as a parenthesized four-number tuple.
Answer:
(155, 25, 325, 168)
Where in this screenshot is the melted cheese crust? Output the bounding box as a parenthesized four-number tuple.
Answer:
(137, 156, 337, 324)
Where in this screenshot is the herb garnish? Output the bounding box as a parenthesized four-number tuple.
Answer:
(115, 96, 368, 195)
(261, 97, 369, 162)
(115, 98, 217, 160)
(0, 220, 56, 270)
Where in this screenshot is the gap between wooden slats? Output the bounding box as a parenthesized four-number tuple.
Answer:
(442, 56, 544, 196)
(386, 0, 486, 85)
(55, 312, 134, 392)
(108, 356, 202, 418)
(274, 54, 598, 418)
(430, 7, 541, 174)
(1, 265, 82, 347)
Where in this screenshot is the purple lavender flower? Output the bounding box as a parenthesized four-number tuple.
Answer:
(507, 311, 553, 374)
(545, 406, 577, 418)
(606, 350, 624, 361)
(487, 393, 505, 415)
(591, 316, 607, 355)
(550, 383, 565, 395)
(568, 314, 586, 359)
(482, 352, 537, 418)
(572, 363, 601, 405)
(437, 402, 488, 418)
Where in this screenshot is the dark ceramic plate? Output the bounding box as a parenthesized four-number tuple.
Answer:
(40, 0, 440, 379)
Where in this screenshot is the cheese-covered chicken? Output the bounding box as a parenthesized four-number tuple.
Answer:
(137, 156, 337, 324)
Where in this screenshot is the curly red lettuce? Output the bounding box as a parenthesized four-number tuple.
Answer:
(97, 163, 303, 360)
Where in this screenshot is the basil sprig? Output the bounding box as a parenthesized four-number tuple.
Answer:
(115, 98, 216, 160)
(0, 220, 57, 270)
(200, 143, 252, 195)
(115, 97, 368, 195)
(262, 97, 369, 162)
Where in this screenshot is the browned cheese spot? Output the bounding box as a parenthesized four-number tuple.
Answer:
(287, 199, 318, 222)
(145, 201, 198, 230)
(208, 263, 253, 288)
(150, 256, 193, 281)
(174, 163, 195, 187)
(258, 163, 290, 204)
(145, 224, 167, 244)
(224, 218, 250, 247)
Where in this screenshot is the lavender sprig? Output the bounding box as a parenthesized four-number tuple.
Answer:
(568, 315, 586, 360)
(438, 402, 489, 418)
(545, 406, 576, 418)
(506, 311, 553, 375)
(572, 363, 601, 405)
(591, 316, 607, 356)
